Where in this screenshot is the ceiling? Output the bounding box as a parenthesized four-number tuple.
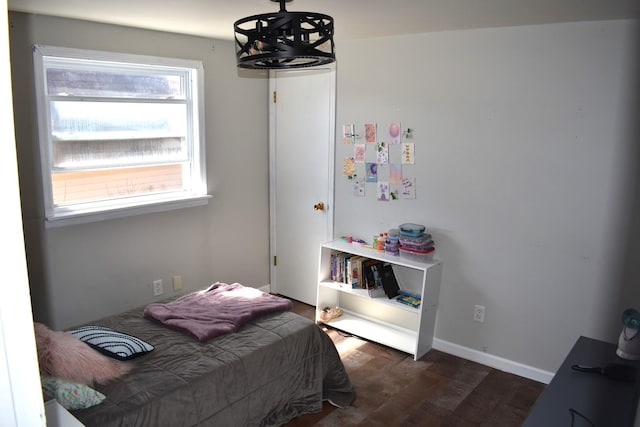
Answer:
(7, 0, 640, 41)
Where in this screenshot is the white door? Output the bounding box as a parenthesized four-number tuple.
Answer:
(269, 67, 335, 305)
(0, 1, 46, 423)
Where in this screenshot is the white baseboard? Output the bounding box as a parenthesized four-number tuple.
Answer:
(432, 338, 554, 384)
(272, 291, 551, 383)
(258, 284, 271, 294)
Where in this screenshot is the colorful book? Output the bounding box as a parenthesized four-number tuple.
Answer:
(356, 257, 366, 289)
(338, 253, 354, 283)
(346, 256, 363, 288)
(362, 259, 380, 290)
(363, 260, 386, 297)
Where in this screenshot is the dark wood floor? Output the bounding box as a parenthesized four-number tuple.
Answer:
(285, 299, 545, 427)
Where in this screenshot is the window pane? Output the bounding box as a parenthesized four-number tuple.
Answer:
(46, 68, 184, 99)
(51, 101, 187, 138)
(50, 100, 188, 169)
(51, 164, 187, 205)
(52, 137, 187, 170)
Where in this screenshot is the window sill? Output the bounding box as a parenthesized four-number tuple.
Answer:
(44, 194, 211, 229)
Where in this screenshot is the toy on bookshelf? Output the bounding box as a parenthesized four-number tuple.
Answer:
(319, 306, 344, 322)
(396, 290, 421, 308)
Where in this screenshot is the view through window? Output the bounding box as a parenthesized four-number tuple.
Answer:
(33, 45, 207, 225)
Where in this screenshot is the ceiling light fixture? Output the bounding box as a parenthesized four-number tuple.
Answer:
(234, 0, 335, 69)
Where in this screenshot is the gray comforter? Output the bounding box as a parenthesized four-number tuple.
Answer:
(71, 304, 355, 426)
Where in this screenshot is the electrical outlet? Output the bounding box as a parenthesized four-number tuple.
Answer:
(172, 275, 183, 292)
(474, 304, 486, 323)
(153, 279, 163, 296)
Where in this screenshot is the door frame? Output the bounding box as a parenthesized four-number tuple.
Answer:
(268, 65, 336, 296)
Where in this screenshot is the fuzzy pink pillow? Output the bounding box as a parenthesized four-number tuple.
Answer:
(34, 322, 132, 386)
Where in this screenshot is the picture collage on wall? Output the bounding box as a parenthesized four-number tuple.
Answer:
(343, 122, 416, 201)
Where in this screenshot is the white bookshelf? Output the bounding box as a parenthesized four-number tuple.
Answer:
(316, 240, 442, 361)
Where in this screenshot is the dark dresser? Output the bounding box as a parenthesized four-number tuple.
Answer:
(524, 336, 640, 426)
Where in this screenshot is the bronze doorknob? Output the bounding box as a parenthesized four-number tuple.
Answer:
(313, 202, 325, 211)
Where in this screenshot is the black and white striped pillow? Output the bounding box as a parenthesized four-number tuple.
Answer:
(69, 326, 154, 361)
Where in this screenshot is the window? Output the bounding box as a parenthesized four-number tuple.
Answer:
(33, 45, 208, 227)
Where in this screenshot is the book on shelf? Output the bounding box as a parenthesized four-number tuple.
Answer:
(329, 251, 405, 300)
(336, 252, 344, 282)
(367, 286, 385, 298)
(330, 251, 338, 281)
(346, 255, 364, 288)
(330, 251, 355, 284)
(379, 262, 400, 299)
(355, 257, 365, 289)
(363, 260, 386, 298)
(361, 258, 380, 289)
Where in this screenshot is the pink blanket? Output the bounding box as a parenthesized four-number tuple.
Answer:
(143, 283, 293, 341)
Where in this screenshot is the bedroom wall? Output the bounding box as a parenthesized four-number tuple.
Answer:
(334, 19, 640, 373)
(9, 12, 271, 330)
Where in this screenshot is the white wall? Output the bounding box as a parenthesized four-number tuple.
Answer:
(9, 11, 639, 377)
(9, 13, 270, 330)
(334, 20, 640, 373)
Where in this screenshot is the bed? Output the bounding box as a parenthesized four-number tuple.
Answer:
(65, 284, 356, 426)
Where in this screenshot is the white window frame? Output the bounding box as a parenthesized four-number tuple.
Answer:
(33, 44, 209, 228)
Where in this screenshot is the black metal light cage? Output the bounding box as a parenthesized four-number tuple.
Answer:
(234, 0, 335, 69)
